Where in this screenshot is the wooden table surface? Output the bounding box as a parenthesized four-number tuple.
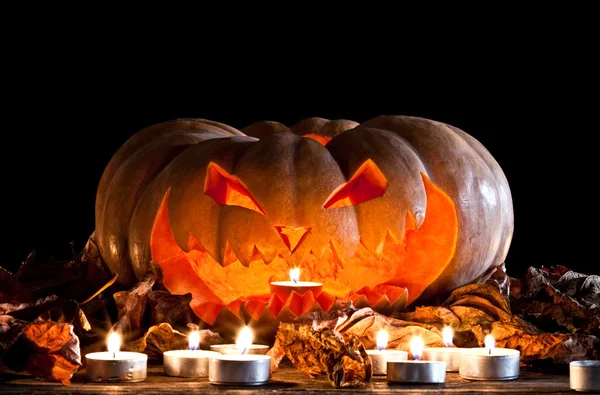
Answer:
(0, 360, 587, 394)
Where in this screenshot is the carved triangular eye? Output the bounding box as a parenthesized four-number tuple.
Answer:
(204, 162, 266, 215)
(323, 159, 388, 209)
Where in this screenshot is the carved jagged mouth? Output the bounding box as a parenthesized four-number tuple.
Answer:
(151, 196, 412, 325)
(150, 173, 459, 326)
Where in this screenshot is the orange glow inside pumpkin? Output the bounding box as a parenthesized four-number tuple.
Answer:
(204, 162, 265, 215)
(150, 172, 457, 325)
(323, 159, 388, 209)
(302, 133, 332, 145)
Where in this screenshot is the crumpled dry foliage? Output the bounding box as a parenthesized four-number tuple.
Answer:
(1, 320, 81, 384)
(3, 231, 600, 386)
(511, 266, 600, 337)
(12, 238, 113, 303)
(121, 322, 224, 363)
(269, 320, 372, 388)
(109, 260, 202, 342)
(269, 265, 598, 376)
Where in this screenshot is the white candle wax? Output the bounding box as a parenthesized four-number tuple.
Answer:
(270, 267, 323, 301)
(423, 326, 462, 372)
(458, 335, 520, 380)
(570, 360, 600, 392)
(210, 344, 270, 355)
(367, 349, 408, 375)
(422, 347, 462, 372)
(366, 329, 408, 375)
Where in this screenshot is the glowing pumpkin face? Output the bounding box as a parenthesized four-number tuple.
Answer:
(95, 115, 513, 339)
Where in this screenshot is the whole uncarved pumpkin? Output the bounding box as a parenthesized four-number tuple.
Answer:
(94, 115, 513, 338)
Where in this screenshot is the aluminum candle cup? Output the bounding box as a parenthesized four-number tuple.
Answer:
(366, 350, 408, 375)
(387, 360, 446, 383)
(570, 360, 600, 392)
(85, 351, 148, 382)
(422, 347, 462, 372)
(163, 350, 221, 378)
(210, 344, 270, 355)
(208, 354, 271, 385)
(387, 335, 446, 384)
(459, 348, 520, 380)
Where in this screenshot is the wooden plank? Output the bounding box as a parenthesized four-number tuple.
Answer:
(0, 361, 575, 394)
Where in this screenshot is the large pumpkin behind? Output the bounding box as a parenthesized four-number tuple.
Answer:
(94, 115, 513, 342)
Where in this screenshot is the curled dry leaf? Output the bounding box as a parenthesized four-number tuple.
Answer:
(121, 322, 224, 363)
(0, 267, 36, 305)
(12, 236, 113, 303)
(513, 266, 600, 336)
(147, 290, 194, 326)
(2, 321, 82, 385)
(269, 321, 372, 388)
(0, 315, 30, 364)
(111, 268, 157, 342)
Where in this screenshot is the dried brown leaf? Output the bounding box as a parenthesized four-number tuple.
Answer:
(485, 265, 511, 304)
(13, 237, 113, 303)
(494, 324, 599, 364)
(20, 321, 81, 385)
(0, 267, 36, 305)
(448, 295, 512, 322)
(147, 290, 193, 326)
(443, 283, 511, 315)
(272, 322, 372, 388)
(0, 315, 30, 359)
(111, 269, 157, 341)
(399, 305, 460, 327)
(515, 267, 600, 336)
(121, 323, 224, 363)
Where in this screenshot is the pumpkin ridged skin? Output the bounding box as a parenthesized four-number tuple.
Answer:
(95, 115, 513, 309)
(95, 119, 245, 286)
(357, 115, 513, 302)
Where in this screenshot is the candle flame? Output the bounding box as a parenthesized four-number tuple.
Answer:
(410, 336, 424, 360)
(107, 332, 120, 356)
(236, 326, 253, 351)
(376, 329, 388, 351)
(442, 326, 453, 348)
(484, 334, 495, 354)
(188, 330, 200, 351)
(290, 267, 300, 283)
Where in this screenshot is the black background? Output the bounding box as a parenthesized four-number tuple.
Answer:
(3, 17, 599, 280)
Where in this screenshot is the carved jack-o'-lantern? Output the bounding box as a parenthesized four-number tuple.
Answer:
(95, 115, 513, 341)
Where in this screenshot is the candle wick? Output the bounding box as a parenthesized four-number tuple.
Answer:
(242, 348, 248, 355)
(112, 351, 116, 359)
(377, 346, 384, 352)
(488, 348, 492, 355)
(293, 278, 298, 284)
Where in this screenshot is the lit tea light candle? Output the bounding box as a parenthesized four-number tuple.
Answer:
(459, 334, 520, 380)
(163, 330, 221, 377)
(387, 335, 446, 384)
(366, 329, 408, 375)
(209, 325, 271, 385)
(570, 360, 600, 392)
(85, 331, 148, 382)
(210, 326, 270, 355)
(269, 267, 323, 301)
(422, 326, 462, 372)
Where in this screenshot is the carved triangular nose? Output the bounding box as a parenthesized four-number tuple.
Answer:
(274, 226, 311, 253)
